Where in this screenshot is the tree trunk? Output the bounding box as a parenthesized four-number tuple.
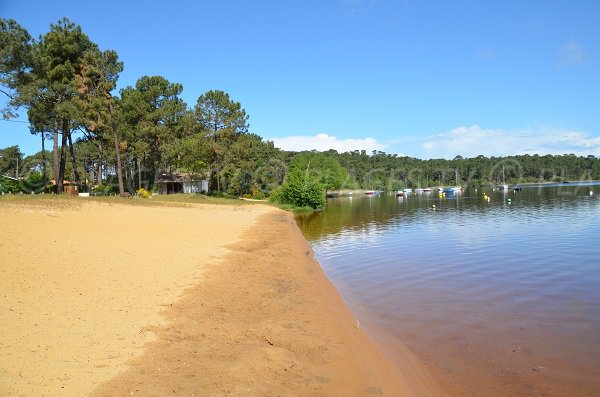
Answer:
(41, 132, 47, 193)
(53, 124, 59, 183)
(97, 140, 103, 185)
(108, 102, 125, 195)
(57, 118, 68, 194)
(67, 130, 81, 187)
(137, 158, 142, 189)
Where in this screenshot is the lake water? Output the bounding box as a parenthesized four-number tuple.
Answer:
(296, 184, 600, 397)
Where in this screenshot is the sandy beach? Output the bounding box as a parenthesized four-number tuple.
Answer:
(0, 198, 444, 396)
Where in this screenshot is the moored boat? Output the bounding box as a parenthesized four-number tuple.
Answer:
(444, 186, 462, 193)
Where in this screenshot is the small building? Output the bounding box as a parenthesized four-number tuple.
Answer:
(158, 173, 208, 195)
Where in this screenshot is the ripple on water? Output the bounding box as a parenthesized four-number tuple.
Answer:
(297, 186, 600, 397)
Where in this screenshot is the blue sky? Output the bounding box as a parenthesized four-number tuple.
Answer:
(1, 0, 599, 158)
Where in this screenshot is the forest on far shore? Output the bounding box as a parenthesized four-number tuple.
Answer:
(2, 18, 600, 208)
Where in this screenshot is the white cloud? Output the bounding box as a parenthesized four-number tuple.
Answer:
(271, 133, 387, 153)
(421, 125, 600, 159)
(559, 39, 585, 67)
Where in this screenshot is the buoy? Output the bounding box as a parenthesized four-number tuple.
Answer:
(432, 204, 436, 209)
(590, 190, 594, 196)
(487, 197, 491, 202)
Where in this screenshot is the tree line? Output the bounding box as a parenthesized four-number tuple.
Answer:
(2, 18, 600, 208)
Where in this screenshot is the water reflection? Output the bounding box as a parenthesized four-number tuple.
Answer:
(295, 184, 600, 397)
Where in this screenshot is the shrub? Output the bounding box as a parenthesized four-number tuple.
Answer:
(136, 188, 151, 198)
(0, 176, 22, 194)
(251, 188, 265, 200)
(92, 184, 112, 195)
(271, 168, 325, 209)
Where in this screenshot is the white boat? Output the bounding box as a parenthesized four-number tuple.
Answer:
(403, 188, 412, 193)
(444, 170, 462, 193)
(498, 166, 508, 190)
(423, 188, 433, 192)
(414, 188, 424, 193)
(444, 186, 462, 193)
(395, 191, 405, 197)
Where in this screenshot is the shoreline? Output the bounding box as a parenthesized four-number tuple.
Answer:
(93, 208, 447, 396)
(0, 198, 446, 396)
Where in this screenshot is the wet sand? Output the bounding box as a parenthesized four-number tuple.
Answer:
(0, 199, 445, 396)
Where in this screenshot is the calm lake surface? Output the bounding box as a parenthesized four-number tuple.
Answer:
(296, 184, 600, 397)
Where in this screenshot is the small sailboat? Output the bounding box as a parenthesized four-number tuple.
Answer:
(444, 186, 462, 193)
(395, 190, 405, 197)
(444, 169, 462, 193)
(498, 166, 509, 190)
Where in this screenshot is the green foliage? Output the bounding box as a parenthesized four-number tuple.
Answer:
(120, 75, 187, 188)
(0, 18, 33, 117)
(0, 145, 23, 176)
(228, 170, 253, 197)
(272, 167, 325, 210)
(92, 183, 112, 195)
(194, 90, 250, 194)
(0, 175, 21, 193)
(290, 151, 349, 191)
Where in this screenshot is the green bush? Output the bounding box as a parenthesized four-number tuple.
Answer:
(0, 176, 21, 194)
(92, 184, 113, 195)
(271, 168, 325, 209)
(251, 188, 266, 200)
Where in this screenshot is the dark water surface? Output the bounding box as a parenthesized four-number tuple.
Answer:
(296, 184, 600, 397)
